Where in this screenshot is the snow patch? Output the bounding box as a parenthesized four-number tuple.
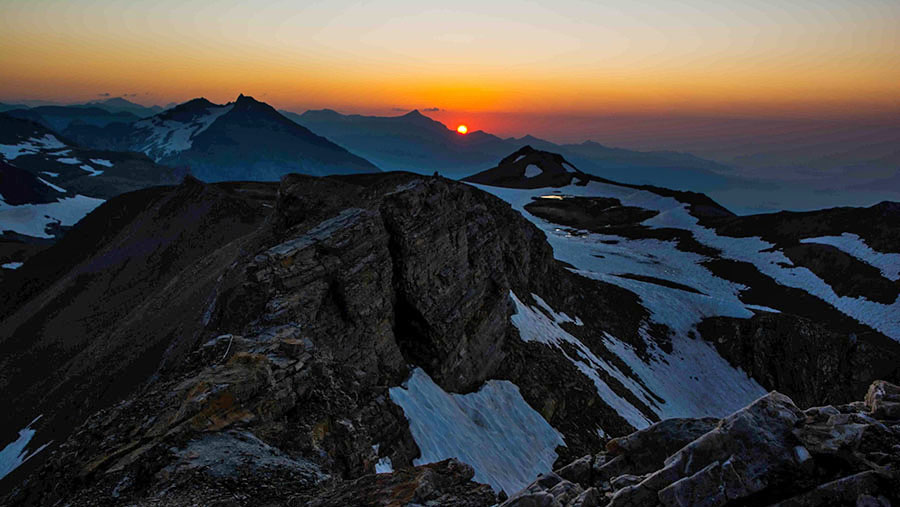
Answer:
(38, 177, 66, 193)
(0, 195, 105, 238)
(745, 304, 781, 313)
(390, 367, 565, 494)
(2, 262, 23, 270)
(134, 104, 234, 161)
(801, 233, 900, 281)
(375, 456, 393, 473)
(80, 164, 103, 177)
(56, 157, 81, 165)
(0, 415, 50, 481)
(0, 135, 67, 160)
(523, 164, 542, 178)
(40, 171, 59, 178)
(89, 158, 114, 168)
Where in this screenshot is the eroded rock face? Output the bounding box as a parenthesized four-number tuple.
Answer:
(1, 173, 587, 505)
(380, 176, 555, 391)
(506, 381, 900, 507)
(699, 313, 900, 407)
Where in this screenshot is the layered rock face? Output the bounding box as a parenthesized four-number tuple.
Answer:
(503, 380, 900, 507)
(1, 172, 597, 504)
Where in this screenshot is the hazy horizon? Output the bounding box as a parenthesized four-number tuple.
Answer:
(3, 0, 898, 121)
(3, 0, 898, 213)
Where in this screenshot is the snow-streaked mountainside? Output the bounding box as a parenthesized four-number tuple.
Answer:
(1, 148, 898, 504)
(0, 113, 184, 271)
(476, 180, 900, 341)
(131, 99, 234, 161)
(65, 95, 380, 182)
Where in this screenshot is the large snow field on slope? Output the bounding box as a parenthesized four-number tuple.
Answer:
(0, 416, 49, 481)
(134, 104, 234, 161)
(0, 195, 104, 238)
(510, 292, 765, 431)
(0, 135, 67, 160)
(390, 367, 565, 495)
(474, 182, 900, 341)
(800, 233, 900, 282)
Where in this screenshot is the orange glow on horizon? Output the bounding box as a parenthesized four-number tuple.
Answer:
(456, 125, 468, 134)
(0, 0, 897, 124)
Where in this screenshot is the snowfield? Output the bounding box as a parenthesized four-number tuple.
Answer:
(509, 292, 765, 431)
(0, 195, 105, 238)
(474, 181, 900, 342)
(390, 367, 565, 495)
(133, 104, 233, 161)
(800, 233, 900, 281)
(0, 135, 67, 160)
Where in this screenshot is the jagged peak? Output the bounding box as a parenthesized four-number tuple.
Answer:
(234, 93, 261, 105)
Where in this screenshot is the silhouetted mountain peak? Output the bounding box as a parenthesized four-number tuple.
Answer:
(234, 93, 257, 105)
(464, 146, 587, 188)
(229, 94, 281, 117)
(158, 97, 217, 118)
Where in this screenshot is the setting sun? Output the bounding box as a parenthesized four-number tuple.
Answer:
(456, 125, 468, 135)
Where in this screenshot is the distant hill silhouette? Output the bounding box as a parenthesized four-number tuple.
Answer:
(287, 108, 739, 194)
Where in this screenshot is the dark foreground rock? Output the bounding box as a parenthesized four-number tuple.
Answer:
(503, 380, 900, 507)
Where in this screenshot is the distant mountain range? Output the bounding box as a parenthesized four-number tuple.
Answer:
(65, 95, 380, 182)
(287, 108, 740, 193)
(82, 97, 166, 117)
(1, 97, 164, 119)
(2, 106, 140, 132)
(0, 113, 184, 251)
(5, 97, 746, 196)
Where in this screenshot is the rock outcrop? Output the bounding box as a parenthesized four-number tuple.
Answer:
(1, 172, 614, 504)
(503, 380, 900, 507)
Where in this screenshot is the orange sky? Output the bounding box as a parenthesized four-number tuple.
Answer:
(2, 0, 898, 131)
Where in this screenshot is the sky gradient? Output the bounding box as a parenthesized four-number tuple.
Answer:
(2, 0, 898, 130)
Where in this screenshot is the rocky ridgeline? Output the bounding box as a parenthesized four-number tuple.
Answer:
(503, 380, 900, 507)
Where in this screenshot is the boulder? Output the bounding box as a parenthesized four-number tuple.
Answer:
(866, 380, 900, 420)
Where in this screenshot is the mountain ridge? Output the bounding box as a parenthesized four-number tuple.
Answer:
(64, 95, 382, 182)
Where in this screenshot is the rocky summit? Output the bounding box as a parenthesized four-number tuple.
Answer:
(1, 147, 899, 506)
